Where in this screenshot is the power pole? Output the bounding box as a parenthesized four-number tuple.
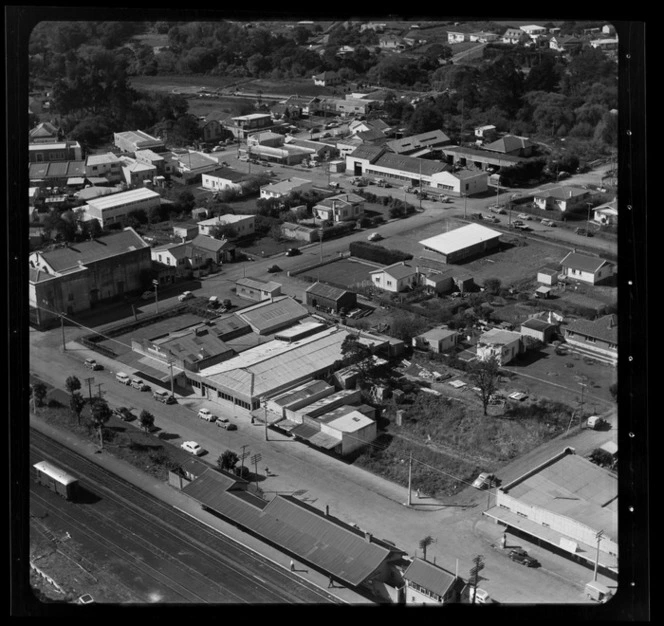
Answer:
(263, 400, 269, 441)
(84, 377, 94, 400)
(153, 279, 159, 313)
(250, 453, 262, 490)
(593, 530, 604, 581)
(60, 313, 66, 351)
(240, 444, 249, 477)
(407, 452, 413, 506)
(168, 360, 175, 397)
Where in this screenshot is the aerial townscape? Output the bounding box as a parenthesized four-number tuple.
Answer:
(23, 16, 629, 610)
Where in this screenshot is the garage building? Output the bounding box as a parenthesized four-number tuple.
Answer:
(419, 223, 501, 264)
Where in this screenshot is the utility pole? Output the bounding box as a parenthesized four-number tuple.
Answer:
(586, 202, 593, 233)
(168, 360, 175, 397)
(153, 279, 159, 313)
(84, 377, 94, 400)
(593, 530, 604, 581)
(463, 193, 467, 219)
(240, 444, 249, 477)
(96, 383, 104, 398)
(60, 313, 66, 351)
(263, 400, 269, 441)
(250, 453, 262, 490)
(406, 452, 413, 506)
(469, 555, 485, 604)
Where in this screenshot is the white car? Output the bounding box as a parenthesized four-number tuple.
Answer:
(130, 378, 150, 391)
(178, 291, 194, 302)
(116, 372, 131, 385)
(181, 441, 204, 456)
(472, 472, 495, 490)
(198, 408, 217, 422)
(367, 233, 383, 242)
(517, 213, 532, 221)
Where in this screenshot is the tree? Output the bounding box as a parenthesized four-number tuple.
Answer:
(65, 375, 81, 395)
(419, 535, 434, 561)
(468, 356, 501, 416)
(218, 449, 240, 472)
(210, 224, 238, 240)
(483, 278, 502, 296)
(139, 409, 155, 435)
(31, 382, 48, 409)
(389, 312, 428, 345)
(337, 334, 375, 383)
(69, 391, 86, 425)
(88, 397, 112, 449)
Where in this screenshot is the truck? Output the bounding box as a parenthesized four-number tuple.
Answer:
(585, 581, 613, 603)
(586, 415, 607, 430)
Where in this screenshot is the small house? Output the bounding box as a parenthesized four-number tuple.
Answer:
(476, 328, 523, 365)
(537, 267, 559, 286)
(369, 262, 418, 293)
(305, 282, 357, 313)
(560, 252, 614, 285)
(235, 277, 282, 302)
(413, 326, 458, 354)
(520, 317, 557, 343)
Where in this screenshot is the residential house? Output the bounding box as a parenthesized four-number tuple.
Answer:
(28, 227, 152, 329)
(305, 282, 357, 313)
(592, 199, 618, 226)
(313, 193, 364, 223)
(316, 97, 374, 117)
(85, 153, 124, 184)
(447, 31, 468, 44)
(469, 31, 499, 43)
(135, 149, 174, 176)
(370, 262, 418, 293)
(151, 241, 207, 277)
(280, 222, 318, 243)
(563, 314, 618, 366)
(589, 38, 619, 52)
(172, 151, 219, 184)
(520, 317, 558, 344)
(549, 35, 584, 53)
(413, 326, 458, 354)
(476, 328, 523, 365)
(560, 252, 614, 285)
(260, 176, 314, 200)
(78, 187, 161, 228)
(114, 130, 165, 155)
(313, 71, 342, 87)
(202, 167, 253, 195)
(29, 141, 83, 164)
(520, 24, 547, 39)
(602, 24, 617, 35)
(29, 122, 61, 143)
(348, 118, 391, 137)
(235, 277, 283, 302)
(197, 214, 255, 239)
(119, 156, 157, 188)
(502, 28, 529, 44)
(533, 186, 590, 212)
(191, 233, 235, 264)
(402, 558, 464, 605)
(379, 34, 405, 50)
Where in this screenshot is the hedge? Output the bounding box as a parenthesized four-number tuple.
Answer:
(349, 240, 413, 265)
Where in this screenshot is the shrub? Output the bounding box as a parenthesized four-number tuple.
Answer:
(349, 241, 413, 265)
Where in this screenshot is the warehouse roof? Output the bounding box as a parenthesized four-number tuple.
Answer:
(483, 134, 535, 154)
(502, 451, 617, 542)
(419, 223, 501, 255)
(155, 328, 234, 364)
(29, 161, 86, 180)
(386, 129, 450, 154)
(236, 296, 308, 334)
(374, 152, 449, 176)
(268, 379, 333, 408)
(326, 410, 374, 433)
(86, 187, 161, 210)
(347, 145, 386, 162)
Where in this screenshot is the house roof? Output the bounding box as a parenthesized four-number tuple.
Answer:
(198, 214, 254, 227)
(347, 145, 386, 162)
(236, 277, 282, 292)
(305, 282, 354, 302)
(31, 227, 148, 273)
(374, 153, 449, 177)
(177, 152, 218, 171)
(566, 315, 618, 343)
(261, 177, 312, 195)
(560, 252, 611, 273)
(478, 328, 522, 345)
(29, 122, 60, 139)
(86, 152, 121, 166)
(205, 166, 250, 183)
(403, 558, 458, 596)
(418, 326, 457, 342)
(521, 318, 555, 332)
(191, 234, 231, 252)
(483, 135, 535, 154)
(537, 185, 589, 200)
(370, 262, 417, 280)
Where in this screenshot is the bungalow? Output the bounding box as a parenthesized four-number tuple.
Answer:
(260, 177, 313, 200)
(379, 34, 405, 50)
(592, 199, 618, 226)
(520, 317, 558, 344)
(549, 35, 584, 53)
(348, 118, 391, 136)
(313, 193, 364, 223)
(418, 268, 455, 295)
(563, 315, 618, 366)
(173, 151, 219, 184)
(520, 24, 547, 39)
(469, 31, 499, 43)
(191, 233, 235, 264)
(402, 558, 464, 605)
(413, 326, 458, 354)
(370, 262, 418, 293)
(476, 328, 523, 365)
(447, 31, 468, 44)
(502, 28, 528, 44)
(312, 71, 342, 87)
(202, 167, 253, 195)
(197, 214, 255, 239)
(560, 252, 614, 285)
(533, 186, 590, 212)
(235, 277, 282, 302)
(151, 241, 208, 276)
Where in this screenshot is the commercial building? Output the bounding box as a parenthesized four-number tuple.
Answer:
(265, 379, 336, 419)
(419, 224, 501, 264)
(235, 277, 283, 302)
(386, 130, 451, 157)
(28, 227, 152, 328)
(172, 151, 219, 184)
(85, 153, 124, 184)
(236, 296, 309, 335)
(429, 169, 488, 196)
(29, 161, 86, 188)
(226, 113, 276, 140)
(197, 214, 255, 239)
(29, 141, 83, 163)
(484, 448, 618, 577)
(202, 167, 253, 195)
(78, 187, 162, 228)
(119, 157, 157, 188)
(114, 130, 165, 155)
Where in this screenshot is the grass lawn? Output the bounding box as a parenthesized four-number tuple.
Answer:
(301, 258, 378, 289)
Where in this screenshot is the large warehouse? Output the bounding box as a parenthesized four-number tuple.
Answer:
(419, 223, 502, 264)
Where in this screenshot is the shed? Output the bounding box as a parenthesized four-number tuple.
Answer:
(305, 282, 357, 313)
(535, 286, 552, 299)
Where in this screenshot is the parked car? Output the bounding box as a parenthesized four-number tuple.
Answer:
(267, 265, 281, 273)
(112, 407, 135, 422)
(178, 291, 194, 302)
(215, 417, 237, 430)
(508, 548, 539, 567)
(586, 415, 607, 430)
(198, 408, 217, 422)
(517, 213, 532, 221)
(513, 223, 530, 231)
(469, 587, 493, 604)
(84, 358, 102, 371)
(153, 389, 176, 404)
(472, 472, 495, 490)
(367, 232, 383, 242)
(489, 205, 506, 214)
(285, 247, 301, 256)
(115, 372, 131, 385)
(181, 441, 204, 456)
(130, 378, 150, 391)
(141, 290, 155, 300)
(575, 227, 594, 237)
(512, 219, 524, 227)
(484, 216, 499, 223)
(541, 218, 556, 227)
(471, 212, 483, 220)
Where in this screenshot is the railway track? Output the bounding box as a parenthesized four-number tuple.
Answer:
(30, 428, 339, 604)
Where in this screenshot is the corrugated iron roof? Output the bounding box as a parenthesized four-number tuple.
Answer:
(305, 281, 352, 302)
(561, 252, 611, 273)
(403, 558, 458, 595)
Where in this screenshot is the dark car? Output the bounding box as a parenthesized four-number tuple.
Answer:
(267, 265, 281, 273)
(285, 248, 301, 257)
(508, 549, 538, 567)
(84, 358, 103, 371)
(575, 227, 594, 237)
(113, 407, 136, 422)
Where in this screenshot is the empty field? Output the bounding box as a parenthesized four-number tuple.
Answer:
(300, 258, 378, 289)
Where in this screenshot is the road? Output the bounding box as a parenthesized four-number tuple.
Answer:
(29, 323, 617, 604)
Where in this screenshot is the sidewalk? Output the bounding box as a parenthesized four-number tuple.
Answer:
(30, 415, 371, 605)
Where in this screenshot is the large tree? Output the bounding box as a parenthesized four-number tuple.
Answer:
(218, 450, 240, 472)
(139, 409, 155, 435)
(88, 397, 112, 449)
(65, 375, 81, 395)
(467, 356, 501, 416)
(69, 391, 86, 425)
(31, 382, 48, 409)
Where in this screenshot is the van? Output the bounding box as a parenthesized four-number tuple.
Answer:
(585, 581, 613, 603)
(470, 587, 492, 604)
(116, 372, 130, 385)
(586, 415, 607, 430)
(153, 389, 176, 404)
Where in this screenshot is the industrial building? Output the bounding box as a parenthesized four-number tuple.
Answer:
(78, 187, 162, 228)
(419, 223, 502, 264)
(114, 130, 165, 155)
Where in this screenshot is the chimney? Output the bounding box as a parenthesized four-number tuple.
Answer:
(365, 531, 372, 543)
(325, 504, 329, 516)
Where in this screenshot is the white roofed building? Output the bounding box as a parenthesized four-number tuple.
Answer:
(419, 223, 501, 264)
(77, 187, 161, 228)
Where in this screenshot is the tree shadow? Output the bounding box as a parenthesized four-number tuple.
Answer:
(157, 431, 180, 441)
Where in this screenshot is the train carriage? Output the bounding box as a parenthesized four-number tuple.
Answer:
(33, 461, 79, 500)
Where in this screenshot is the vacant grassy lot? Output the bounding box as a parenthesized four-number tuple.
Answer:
(301, 258, 378, 289)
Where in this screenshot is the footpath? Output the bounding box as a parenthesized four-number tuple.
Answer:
(30, 415, 371, 605)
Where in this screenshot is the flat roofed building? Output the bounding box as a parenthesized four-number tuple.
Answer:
(413, 326, 458, 353)
(476, 327, 523, 365)
(419, 223, 501, 264)
(114, 130, 165, 155)
(235, 277, 283, 302)
(29, 141, 83, 163)
(80, 187, 161, 228)
(265, 379, 335, 418)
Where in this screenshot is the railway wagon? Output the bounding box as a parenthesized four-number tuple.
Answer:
(33, 461, 79, 500)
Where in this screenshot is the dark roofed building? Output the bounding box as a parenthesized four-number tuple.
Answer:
(403, 558, 464, 605)
(520, 317, 558, 343)
(560, 252, 614, 285)
(563, 315, 617, 365)
(305, 282, 357, 313)
(386, 130, 452, 156)
(483, 135, 536, 157)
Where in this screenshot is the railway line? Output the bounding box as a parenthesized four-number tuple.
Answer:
(30, 429, 339, 604)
